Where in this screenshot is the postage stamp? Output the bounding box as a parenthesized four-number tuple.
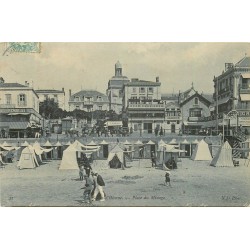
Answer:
(4, 42, 40, 55)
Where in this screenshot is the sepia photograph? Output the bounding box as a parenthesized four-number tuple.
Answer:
(1, 42, 250, 207)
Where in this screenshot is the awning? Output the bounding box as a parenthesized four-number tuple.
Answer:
(241, 73, 250, 78)
(217, 97, 230, 105)
(0, 121, 29, 130)
(240, 94, 250, 101)
(7, 113, 30, 116)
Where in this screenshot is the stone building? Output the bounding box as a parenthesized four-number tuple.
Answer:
(106, 61, 130, 114)
(0, 81, 41, 138)
(68, 90, 109, 112)
(213, 56, 250, 133)
(35, 88, 66, 110)
(123, 77, 165, 134)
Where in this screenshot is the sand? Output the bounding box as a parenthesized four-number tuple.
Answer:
(1, 157, 250, 207)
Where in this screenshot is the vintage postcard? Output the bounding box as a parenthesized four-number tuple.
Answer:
(0, 42, 250, 207)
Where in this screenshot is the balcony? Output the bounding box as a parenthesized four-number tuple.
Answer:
(239, 88, 250, 94)
(84, 101, 93, 105)
(166, 116, 181, 120)
(128, 103, 165, 109)
(0, 104, 16, 108)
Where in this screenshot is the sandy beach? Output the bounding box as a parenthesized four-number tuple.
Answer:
(1, 157, 250, 207)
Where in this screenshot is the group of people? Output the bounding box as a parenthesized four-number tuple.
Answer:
(78, 154, 106, 204)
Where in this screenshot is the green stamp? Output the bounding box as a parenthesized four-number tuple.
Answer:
(3, 42, 40, 55)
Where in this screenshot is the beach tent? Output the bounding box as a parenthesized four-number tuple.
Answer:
(145, 140, 156, 158)
(169, 138, 178, 145)
(87, 140, 99, 159)
(0, 153, 4, 167)
(17, 145, 39, 169)
(59, 143, 83, 170)
(21, 141, 29, 147)
(180, 139, 191, 157)
(99, 140, 109, 158)
(210, 141, 234, 167)
(63, 141, 72, 150)
(107, 145, 124, 168)
(134, 140, 144, 158)
(43, 140, 53, 159)
(191, 139, 212, 161)
(53, 141, 63, 159)
(191, 139, 199, 156)
(33, 141, 53, 163)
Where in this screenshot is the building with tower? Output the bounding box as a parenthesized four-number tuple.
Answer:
(106, 61, 130, 114)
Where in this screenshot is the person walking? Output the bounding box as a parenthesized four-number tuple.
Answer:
(165, 171, 171, 187)
(81, 175, 94, 203)
(92, 172, 105, 202)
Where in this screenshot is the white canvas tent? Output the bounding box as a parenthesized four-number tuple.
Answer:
(210, 141, 234, 167)
(59, 143, 83, 170)
(17, 145, 39, 169)
(191, 139, 212, 161)
(107, 145, 124, 168)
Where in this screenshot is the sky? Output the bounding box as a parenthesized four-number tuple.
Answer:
(1, 43, 250, 98)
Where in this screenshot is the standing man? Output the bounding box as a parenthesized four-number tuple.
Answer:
(81, 175, 94, 203)
(151, 151, 156, 167)
(92, 172, 105, 202)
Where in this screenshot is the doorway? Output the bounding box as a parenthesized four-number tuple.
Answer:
(103, 145, 109, 158)
(171, 124, 176, 133)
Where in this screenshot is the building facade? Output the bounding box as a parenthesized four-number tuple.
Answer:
(68, 90, 109, 112)
(123, 77, 165, 134)
(0, 82, 41, 138)
(35, 88, 66, 110)
(213, 56, 250, 133)
(106, 61, 130, 114)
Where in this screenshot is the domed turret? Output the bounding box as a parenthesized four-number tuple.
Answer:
(115, 61, 122, 76)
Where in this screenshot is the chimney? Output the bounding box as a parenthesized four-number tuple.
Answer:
(156, 76, 159, 82)
(25, 81, 29, 87)
(62, 87, 64, 92)
(69, 89, 72, 97)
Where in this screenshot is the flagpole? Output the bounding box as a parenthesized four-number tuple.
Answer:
(222, 114, 225, 143)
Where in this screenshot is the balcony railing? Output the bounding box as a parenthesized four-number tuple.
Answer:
(240, 88, 250, 94)
(188, 117, 203, 122)
(128, 103, 165, 109)
(0, 104, 16, 108)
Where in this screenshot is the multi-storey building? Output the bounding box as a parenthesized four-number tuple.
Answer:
(213, 56, 250, 133)
(0, 81, 41, 138)
(68, 90, 109, 112)
(35, 88, 65, 110)
(123, 77, 165, 134)
(106, 61, 130, 114)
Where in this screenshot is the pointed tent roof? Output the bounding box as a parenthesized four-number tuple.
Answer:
(21, 141, 29, 146)
(191, 139, 212, 161)
(181, 139, 189, 144)
(54, 141, 62, 147)
(123, 140, 132, 145)
(110, 144, 124, 153)
(210, 141, 234, 167)
(192, 139, 199, 144)
(158, 139, 165, 146)
(87, 140, 97, 146)
(99, 140, 108, 145)
(146, 140, 155, 145)
(2, 141, 12, 147)
(135, 140, 143, 145)
(43, 140, 52, 147)
(169, 138, 178, 145)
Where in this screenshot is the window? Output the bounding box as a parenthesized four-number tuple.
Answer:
(54, 94, 58, 102)
(194, 97, 199, 105)
(98, 106, 102, 110)
(140, 87, 145, 93)
(132, 87, 137, 93)
(75, 105, 80, 109)
(5, 94, 11, 104)
(18, 94, 26, 106)
(189, 109, 202, 117)
(148, 87, 153, 93)
(75, 96, 80, 102)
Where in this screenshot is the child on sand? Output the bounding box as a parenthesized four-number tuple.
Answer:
(165, 171, 171, 187)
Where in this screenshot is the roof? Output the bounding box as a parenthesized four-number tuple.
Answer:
(0, 83, 28, 88)
(115, 61, 122, 69)
(161, 93, 179, 101)
(35, 89, 65, 94)
(69, 90, 108, 102)
(124, 79, 161, 87)
(179, 92, 211, 107)
(235, 56, 250, 68)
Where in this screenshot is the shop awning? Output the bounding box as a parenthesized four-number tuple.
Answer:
(0, 121, 29, 130)
(240, 94, 250, 101)
(241, 73, 250, 78)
